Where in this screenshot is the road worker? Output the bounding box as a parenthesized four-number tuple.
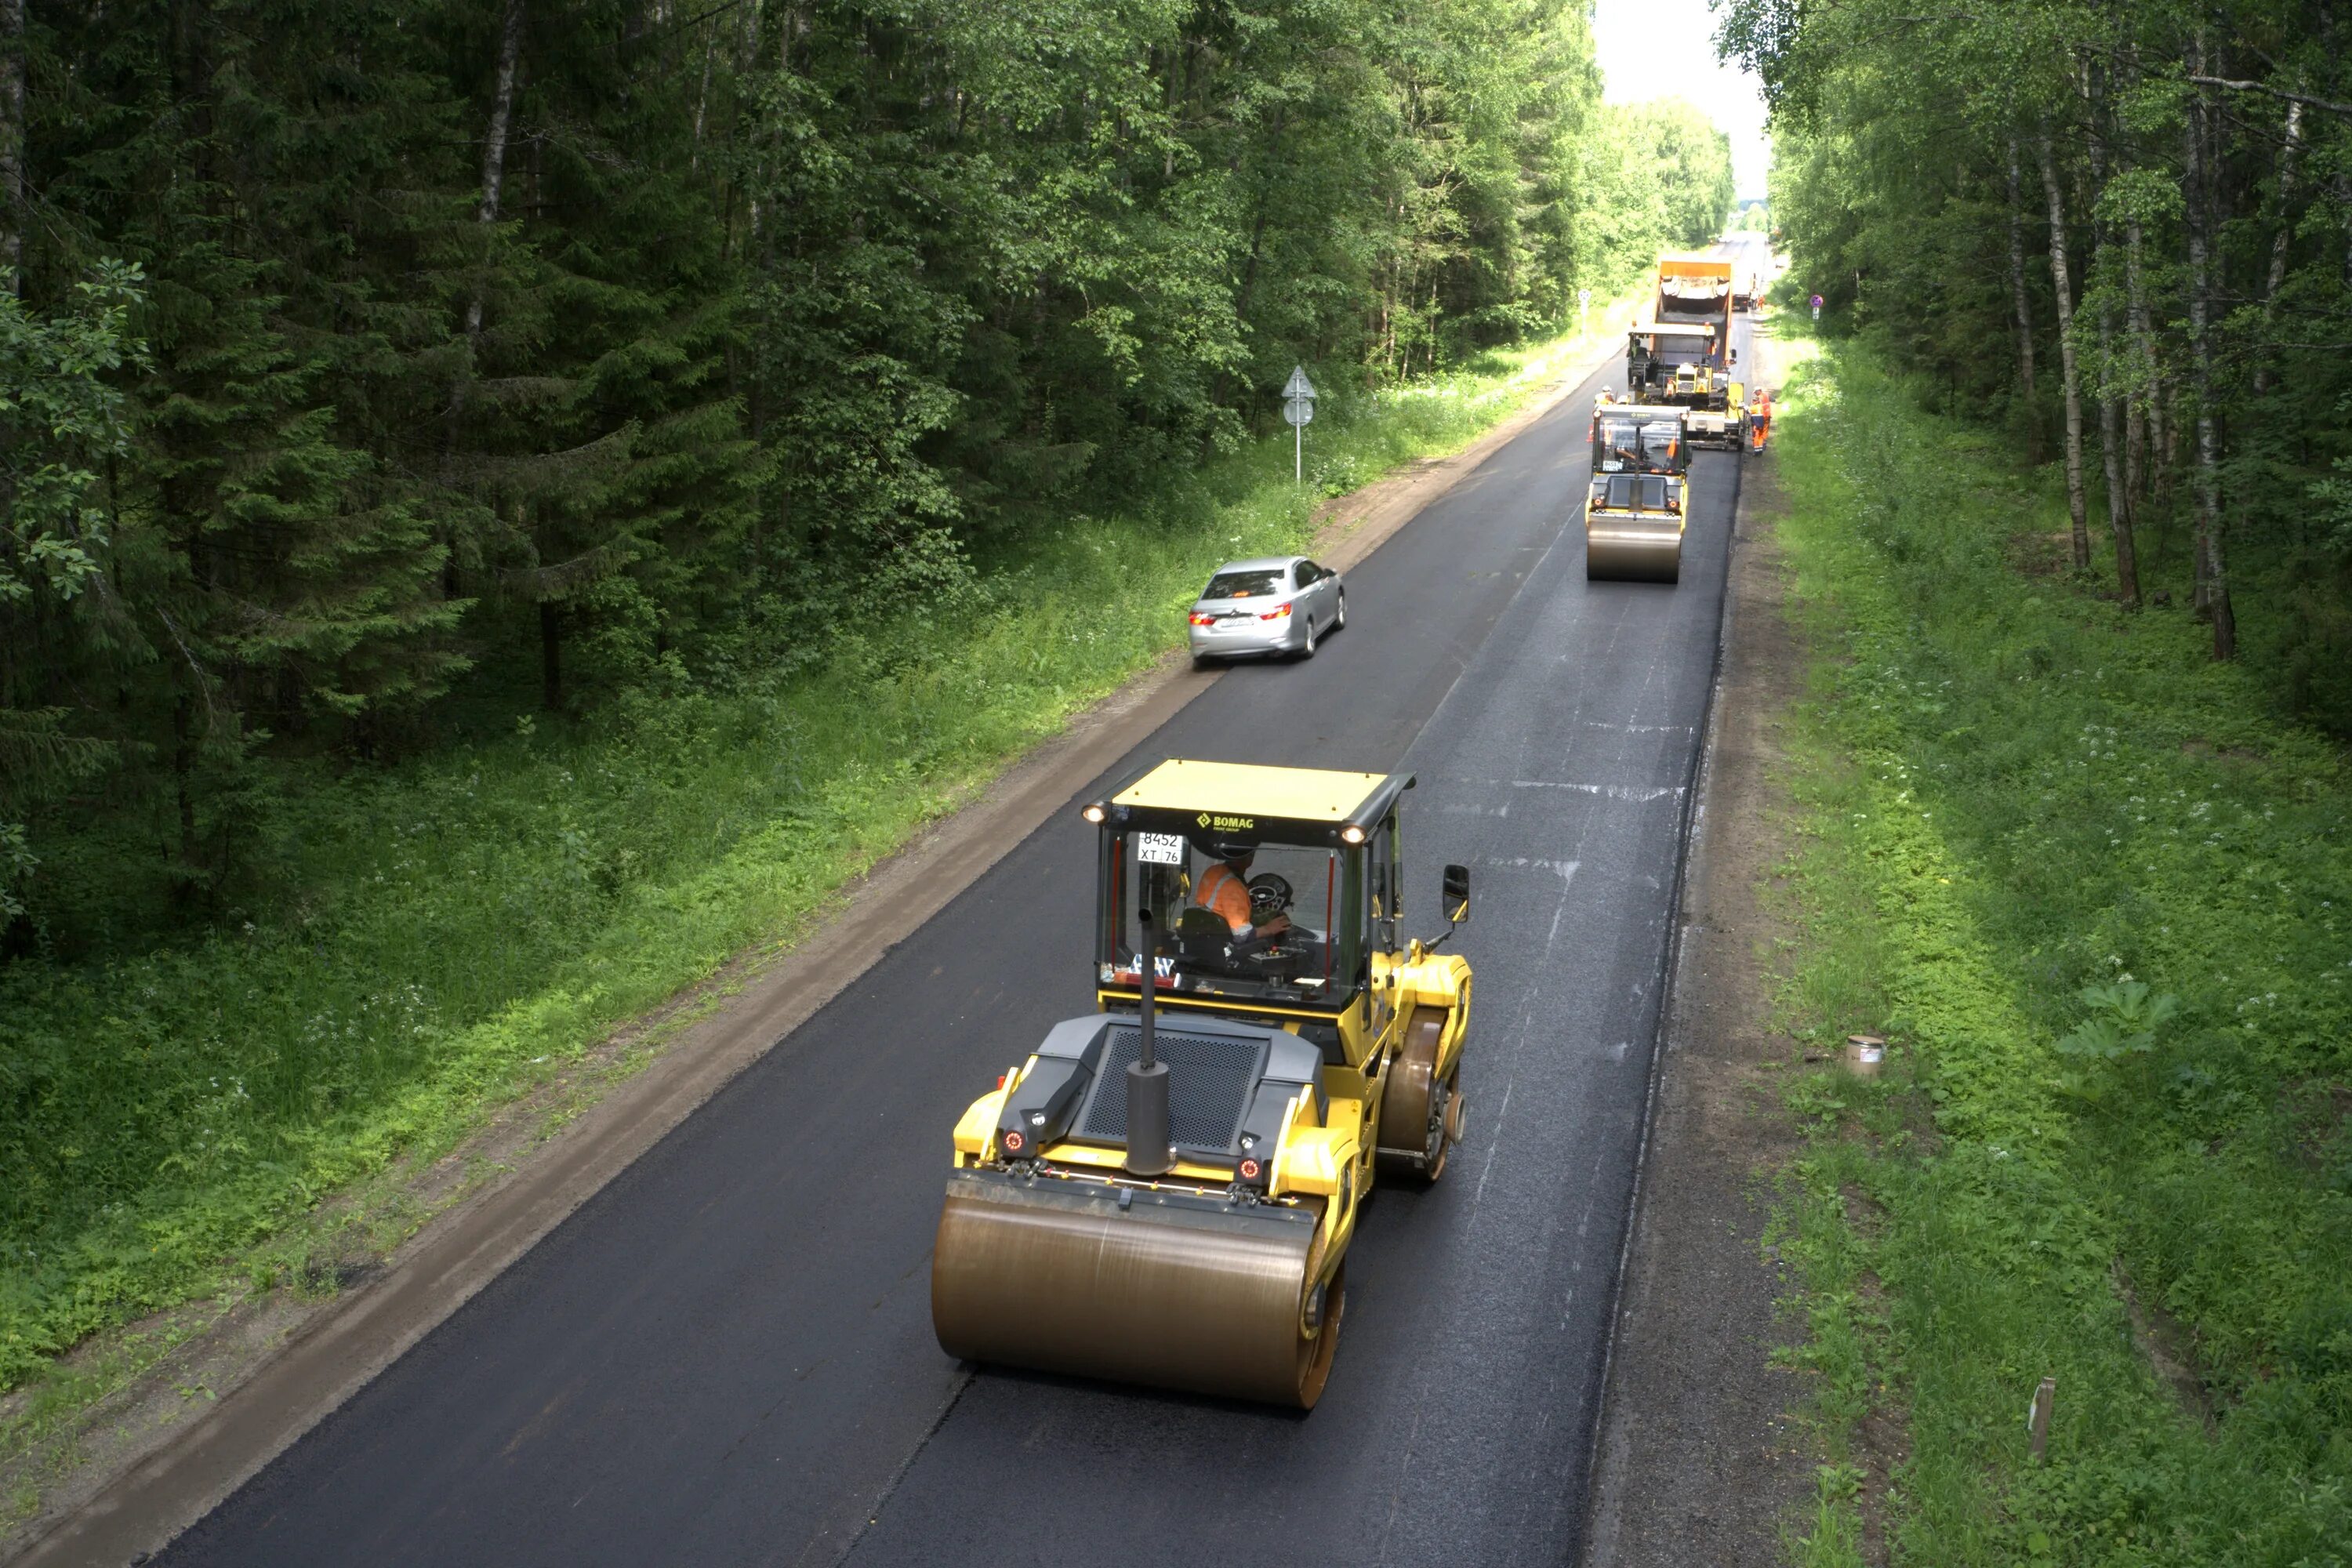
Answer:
(1748, 387, 1773, 452)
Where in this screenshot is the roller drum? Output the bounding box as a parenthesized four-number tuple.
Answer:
(933, 1170, 1340, 1407)
(1585, 516, 1683, 583)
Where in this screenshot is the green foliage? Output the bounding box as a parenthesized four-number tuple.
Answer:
(1602, 98, 1737, 256)
(0, 0, 1736, 945)
(2053, 980, 2179, 1063)
(1726, 0, 2352, 719)
(1768, 329, 2352, 1564)
(0, 261, 144, 608)
(0, 262, 151, 938)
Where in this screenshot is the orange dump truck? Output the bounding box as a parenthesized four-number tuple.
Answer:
(1655, 255, 1734, 368)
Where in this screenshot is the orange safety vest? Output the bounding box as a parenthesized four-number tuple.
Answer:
(1196, 862, 1253, 935)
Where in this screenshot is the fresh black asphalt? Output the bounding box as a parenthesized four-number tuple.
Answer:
(158, 318, 1747, 1568)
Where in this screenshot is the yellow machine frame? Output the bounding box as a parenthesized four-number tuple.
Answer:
(1586, 401, 1690, 583)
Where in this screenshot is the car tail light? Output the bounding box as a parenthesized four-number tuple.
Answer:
(1259, 602, 1292, 621)
(1189, 612, 1215, 626)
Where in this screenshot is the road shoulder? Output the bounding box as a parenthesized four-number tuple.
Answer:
(1581, 364, 1813, 1566)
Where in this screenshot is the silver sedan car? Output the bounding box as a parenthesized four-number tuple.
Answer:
(1187, 555, 1347, 666)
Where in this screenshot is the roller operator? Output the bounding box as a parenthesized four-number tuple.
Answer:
(1195, 847, 1291, 942)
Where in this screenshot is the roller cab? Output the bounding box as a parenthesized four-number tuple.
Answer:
(1587, 401, 1690, 583)
(931, 759, 1475, 1408)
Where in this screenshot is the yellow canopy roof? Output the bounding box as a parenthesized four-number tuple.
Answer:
(1630, 321, 1715, 337)
(1113, 759, 1389, 822)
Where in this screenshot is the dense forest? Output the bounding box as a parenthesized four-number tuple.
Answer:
(1726, 0, 2352, 724)
(1722, 1, 2351, 1557)
(0, 0, 1731, 955)
(0, 0, 1733, 1392)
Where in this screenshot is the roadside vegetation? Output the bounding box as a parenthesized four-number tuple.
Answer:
(1726, 0, 2352, 718)
(1720, 1, 2352, 1554)
(1765, 321, 2350, 1566)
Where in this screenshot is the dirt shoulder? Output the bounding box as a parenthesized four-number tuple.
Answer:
(1581, 360, 1815, 1565)
(1, 327, 1631, 1568)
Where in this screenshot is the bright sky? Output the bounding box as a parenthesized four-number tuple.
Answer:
(1592, 0, 1773, 203)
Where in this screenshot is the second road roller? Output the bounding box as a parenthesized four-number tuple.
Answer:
(931, 759, 1474, 1408)
(1587, 397, 1691, 583)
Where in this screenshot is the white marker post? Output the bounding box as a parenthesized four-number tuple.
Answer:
(1283, 365, 1317, 485)
(1577, 286, 1592, 340)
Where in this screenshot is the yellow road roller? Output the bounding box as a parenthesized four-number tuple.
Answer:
(1587, 399, 1690, 583)
(931, 759, 1473, 1408)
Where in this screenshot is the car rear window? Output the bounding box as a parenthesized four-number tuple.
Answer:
(1204, 569, 1285, 600)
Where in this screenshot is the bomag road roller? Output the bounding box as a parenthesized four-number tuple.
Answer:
(931, 759, 1473, 1409)
(1587, 399, 1691, 583)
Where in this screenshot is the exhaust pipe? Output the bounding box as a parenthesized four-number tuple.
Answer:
(1127, 907, 1173, 1175)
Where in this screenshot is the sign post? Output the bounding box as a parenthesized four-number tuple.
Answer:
(1282, 365, 1317, 485)
(1810, 292, 1824, 322)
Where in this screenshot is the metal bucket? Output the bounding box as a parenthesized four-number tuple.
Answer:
(1585, 514, 1683, 583)
(931, 1169, 1341, 1406)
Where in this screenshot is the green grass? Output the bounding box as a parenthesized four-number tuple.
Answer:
(1764, 326, 2352, 1566)
(0, 307, 1640, 1448)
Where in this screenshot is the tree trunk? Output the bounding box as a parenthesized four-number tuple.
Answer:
(172, 1, 215, 182)
(2251, 100, 2303, 399)
(2154, 376, 2176, 519)
(464, 0, 527, 341)
(2336, 174, 2352, 292)
(171, 690, 200, 905)
(2038, 132, 2089, 568)
(2122, 391, 2146, 526)
(540, 599, 563, 711)
(0, 0, 23, 294)
(441, 0, 526, 601)
(2182, 60, 2236, 659)
(2082, 78, 2139, 604)
(690, 16, 716, 164)
(2125, 219, 2162, 518)
(2095, 304, 2137, 603)
(2006, 139, 2040, 462)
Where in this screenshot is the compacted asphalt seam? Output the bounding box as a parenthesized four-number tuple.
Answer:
(1572, 336, 1748, 1559)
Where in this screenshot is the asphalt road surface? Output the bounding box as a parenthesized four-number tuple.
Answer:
(159, 316, 1750, 1568)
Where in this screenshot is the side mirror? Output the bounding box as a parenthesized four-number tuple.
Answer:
(1442, 863, 1471, 924)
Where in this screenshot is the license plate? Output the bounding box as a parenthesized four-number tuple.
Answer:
(1138, 832, 1186, 866)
